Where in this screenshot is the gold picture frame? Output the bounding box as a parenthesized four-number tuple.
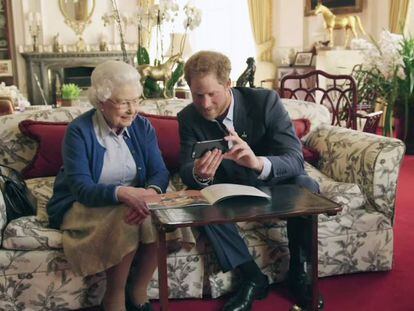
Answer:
(0, 60, 13, 77)
(305, 0, 363, 16)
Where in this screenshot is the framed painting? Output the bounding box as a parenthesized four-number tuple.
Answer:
(0, 60, 12, 77)
(305, 0, 363, 16)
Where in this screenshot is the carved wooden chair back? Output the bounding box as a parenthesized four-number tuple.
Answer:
(280, 69, 358, 130)
(279, 69, 383, 134)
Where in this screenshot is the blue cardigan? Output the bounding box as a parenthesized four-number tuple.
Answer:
(47, 109, 169, 229)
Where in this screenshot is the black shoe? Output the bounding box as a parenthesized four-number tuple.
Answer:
(125, 294, 153, 311)
(222, 276, 269, 311)
(287, 270, 324, 310)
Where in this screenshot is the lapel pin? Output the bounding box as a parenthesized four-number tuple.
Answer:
(241, 132, 248, 140)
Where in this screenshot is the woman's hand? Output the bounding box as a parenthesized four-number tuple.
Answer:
(117, 187, 158, 225)
(224, 129, 263, 173)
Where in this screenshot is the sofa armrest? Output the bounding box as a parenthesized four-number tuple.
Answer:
(305, 125, 405, 223)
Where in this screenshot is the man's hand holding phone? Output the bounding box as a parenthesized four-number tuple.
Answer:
(192, 127, 263, 180)
(193, 147, 225, 181)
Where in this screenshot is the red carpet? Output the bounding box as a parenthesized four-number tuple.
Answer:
(83, 156, 414, 311)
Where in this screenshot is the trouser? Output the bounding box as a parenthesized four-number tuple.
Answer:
(201, 174, 319, 273)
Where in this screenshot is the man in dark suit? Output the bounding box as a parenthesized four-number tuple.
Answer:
(177, 51, 322, 311)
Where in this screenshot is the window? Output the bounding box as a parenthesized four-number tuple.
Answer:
(156, 0, 256, 81)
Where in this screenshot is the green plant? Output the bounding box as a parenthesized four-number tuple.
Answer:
(352, 31, 414, 138)
(397, 36, 414, 138)
(61, 83, 81, 100)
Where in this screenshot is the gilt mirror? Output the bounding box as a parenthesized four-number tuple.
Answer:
(59, 0, 96, 39)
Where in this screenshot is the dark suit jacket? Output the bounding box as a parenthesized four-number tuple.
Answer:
(177, 87, 305, 189)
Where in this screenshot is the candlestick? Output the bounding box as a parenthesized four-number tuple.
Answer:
(28, 12, 42, 52)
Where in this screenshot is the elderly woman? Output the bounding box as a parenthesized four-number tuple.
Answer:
(47, 60, 165, 311)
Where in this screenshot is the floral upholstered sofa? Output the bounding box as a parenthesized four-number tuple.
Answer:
(0, 99, 405, 310)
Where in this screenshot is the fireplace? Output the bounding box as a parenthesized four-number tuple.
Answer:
(22, 51, 135, 106)
(63, 66, 95, 87)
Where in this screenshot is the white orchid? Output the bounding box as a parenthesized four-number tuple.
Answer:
(0, 82, 29, 105)
(183, 4, 202, 30)
(159, 0, 179, 23)
(351, 30, 406, 81)
(352, 30, 414, 137)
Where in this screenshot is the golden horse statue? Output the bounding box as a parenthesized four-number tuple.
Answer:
(138, 54, 184, 98)
(314, 4, 366, 48)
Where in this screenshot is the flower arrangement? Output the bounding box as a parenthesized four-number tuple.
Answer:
(135, 0, 202, 64)
(134, 0, 201, 98)
(0, 82, 29, 107)
(351, 31, 414, 138)
(103, 0, 201, 98)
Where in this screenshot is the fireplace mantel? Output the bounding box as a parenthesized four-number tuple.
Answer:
(22, 51, 136, 106)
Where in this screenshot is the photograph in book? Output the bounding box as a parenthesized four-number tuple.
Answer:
(145, 184, 271, 210)
(146, 190, 210, 210)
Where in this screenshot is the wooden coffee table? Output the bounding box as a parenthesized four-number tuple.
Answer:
(151, 184, 341, 311)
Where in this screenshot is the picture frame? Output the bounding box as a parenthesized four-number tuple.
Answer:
(293, 52, 313, 67)
(0, 60, 12, 77)
(305, 0, 363, 16)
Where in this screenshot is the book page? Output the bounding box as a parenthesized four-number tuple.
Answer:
(201, 183, 271, 205)
(145, 190, 210, 210)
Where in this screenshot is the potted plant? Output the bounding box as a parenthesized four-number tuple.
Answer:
(352, 31, 414, 153)
(61, 83, 81, 107)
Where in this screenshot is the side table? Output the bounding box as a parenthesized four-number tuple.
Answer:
(151, 185, 341, 311)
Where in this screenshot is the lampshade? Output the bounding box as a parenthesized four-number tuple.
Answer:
(165, 33, 192, 59)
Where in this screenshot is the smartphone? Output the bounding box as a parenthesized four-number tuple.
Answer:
(191, 138, 229, 159)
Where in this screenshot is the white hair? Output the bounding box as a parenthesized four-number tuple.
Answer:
(88, 60, 143, 107)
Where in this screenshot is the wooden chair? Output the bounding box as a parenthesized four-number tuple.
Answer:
(279, 69, 383, 134)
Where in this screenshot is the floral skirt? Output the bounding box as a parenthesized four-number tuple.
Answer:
(61, 202, 195, 276)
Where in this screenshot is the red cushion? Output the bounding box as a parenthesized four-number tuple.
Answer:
(140, 113, 180, 172)
(18, 116, 318, 178)
(292, 118, 320, 164)
(19, 120, 68, 179)
(302, 146, 320, 165)
(292, 118, 311, 138)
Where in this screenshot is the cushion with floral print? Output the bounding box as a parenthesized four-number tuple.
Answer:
(2, 216, 63, 250)
(304, 162, 366, 218)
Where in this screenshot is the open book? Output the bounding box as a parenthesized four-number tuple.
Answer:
(145, 183, 271, 210)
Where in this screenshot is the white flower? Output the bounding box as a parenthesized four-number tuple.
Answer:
(354, 30, 405, 82)
(159, 0, 179, 23)
(0, 82, 28, 105)
(183, 4, 202, 30)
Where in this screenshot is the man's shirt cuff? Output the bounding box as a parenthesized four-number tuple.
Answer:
(115, 185, 121, 202)
(258, 156, 272, 180)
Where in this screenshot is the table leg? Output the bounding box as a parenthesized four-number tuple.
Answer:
(309, 215, 319, 311)
(157, 227, 169, 311)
